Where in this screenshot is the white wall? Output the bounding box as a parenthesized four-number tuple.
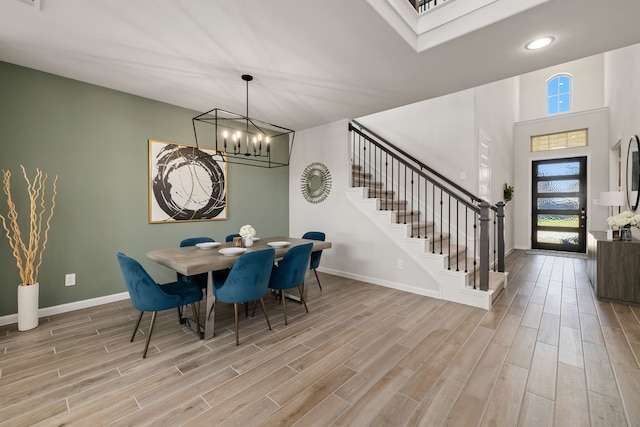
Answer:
(289, 78, 519, 291)
(513, 52, 613, 250)
(605, 43, 640, 198)
(513, 108, 610, 249)
(519, 55, 605, 121)
(290, 44, 640, 287)
(289, 120, 441, 294)
(356, 89, 477, 194)
(475, 77, 519, 249)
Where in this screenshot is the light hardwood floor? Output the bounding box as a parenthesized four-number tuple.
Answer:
(1, 250, 639, 426)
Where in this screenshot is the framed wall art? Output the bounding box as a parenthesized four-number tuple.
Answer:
(149, 139, 227, 223)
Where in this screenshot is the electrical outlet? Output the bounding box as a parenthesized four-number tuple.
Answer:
(65, 273, 76, 286)
(397, 259, 403, 270)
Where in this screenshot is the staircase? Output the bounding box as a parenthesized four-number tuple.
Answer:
(347, 121, 507, 310)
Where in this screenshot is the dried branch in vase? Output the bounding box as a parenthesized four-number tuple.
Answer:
(0, 165, 58, 286)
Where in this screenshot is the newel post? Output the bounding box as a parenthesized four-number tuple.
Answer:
(496, 201, 505, 272)
(479, 201, 490, 291)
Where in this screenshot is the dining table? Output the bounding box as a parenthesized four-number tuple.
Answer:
(146, 236, 332, 340)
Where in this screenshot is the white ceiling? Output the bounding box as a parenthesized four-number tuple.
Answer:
(2, 0, 640, 131)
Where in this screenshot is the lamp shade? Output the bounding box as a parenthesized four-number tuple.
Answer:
(600, 191, 625, 207)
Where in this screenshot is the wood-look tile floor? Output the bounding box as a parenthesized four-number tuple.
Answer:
(1, 250, 639, 426)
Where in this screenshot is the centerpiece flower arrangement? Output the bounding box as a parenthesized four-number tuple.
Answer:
(608, 210, 640, 241)
(239, 224, 256, 237)
(239, 224, 256, 247)
(607, 211, 640, 228)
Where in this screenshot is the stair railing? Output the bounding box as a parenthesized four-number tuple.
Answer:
(349, 120, 505, 291)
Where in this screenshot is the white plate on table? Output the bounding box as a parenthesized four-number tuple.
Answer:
(267, 241, 290, 248)
(219, 247, 247, 256)
(195, 242, 221, 249)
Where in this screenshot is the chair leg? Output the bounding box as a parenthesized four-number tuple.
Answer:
(211, 300, 216, 337)
(131, 311, 144, 342)
(298, 286, 309, 313)
(281, 291, 288, 325)
(233, 303, 240, 346)
(313, 269, 322, 291)
(191, 302, 202, 338)
(259, 298, 272, 330)
(142, 311, 158, 358)
(177, 305, 187, 324)
(251, 300, 258, 317)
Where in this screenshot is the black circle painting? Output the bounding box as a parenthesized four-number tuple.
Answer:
(149, 140, 227, 222)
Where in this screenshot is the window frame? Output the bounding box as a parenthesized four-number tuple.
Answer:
(546, 73, 572, 115)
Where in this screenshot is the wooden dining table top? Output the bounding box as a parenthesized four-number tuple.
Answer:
(146, 236, 332, 276)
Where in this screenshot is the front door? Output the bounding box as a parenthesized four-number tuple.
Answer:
(531, 156, 587, 253)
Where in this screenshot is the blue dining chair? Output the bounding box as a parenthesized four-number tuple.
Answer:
(176, 237, 215, 323)
(116, 252, 203, 358)
(302, 231, 326, 291)
(268, 242, 313, 325)
(209, 248, 276, 345)
(225, 233, 241, 242)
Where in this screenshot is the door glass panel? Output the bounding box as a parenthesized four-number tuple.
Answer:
(537, 179, 580, 193)
(537, 231, 579, 246)
(532, 156, 586, 253)
(537, 197, 580, 210)
(537, 162, 580, 177)
(537, 214, 580, 228)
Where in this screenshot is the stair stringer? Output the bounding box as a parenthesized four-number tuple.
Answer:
(346, 187, 495, 310)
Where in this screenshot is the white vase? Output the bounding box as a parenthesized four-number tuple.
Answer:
(243, 235, 254, 247)
(17, 283, 39, 331)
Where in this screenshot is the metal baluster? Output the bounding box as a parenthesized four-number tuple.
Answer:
(439, 188, 443, 255)
(455, 201, 459, 272)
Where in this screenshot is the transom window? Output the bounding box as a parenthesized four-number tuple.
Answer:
(547, 74, 571, 115)
(531, 129, 588, 152)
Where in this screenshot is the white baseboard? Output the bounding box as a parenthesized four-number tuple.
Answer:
(0, 292, 130, 327)
(317, 267, 441, 300)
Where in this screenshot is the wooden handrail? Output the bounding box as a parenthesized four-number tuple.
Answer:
(351, 120, 484, 206)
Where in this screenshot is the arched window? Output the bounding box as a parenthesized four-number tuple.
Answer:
(547, 74, 571, 115)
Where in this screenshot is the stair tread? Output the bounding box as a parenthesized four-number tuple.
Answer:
(352, 181, 384, 187)
(408, 220, 434, 227)
(367, 190, 395, 197)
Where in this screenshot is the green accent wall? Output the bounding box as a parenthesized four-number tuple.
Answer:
(0, 61, 289, 316)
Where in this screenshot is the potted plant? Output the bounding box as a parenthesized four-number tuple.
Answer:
(0, 166, 57, 331)
(503, 182, 514, 203)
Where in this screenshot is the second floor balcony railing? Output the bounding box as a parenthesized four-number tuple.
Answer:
(407, 0, 448, 13)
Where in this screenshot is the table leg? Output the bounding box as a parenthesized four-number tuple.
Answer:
(204, 271, 216, 340)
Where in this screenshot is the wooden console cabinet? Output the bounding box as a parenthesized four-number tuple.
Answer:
(587, 231, 640, 304)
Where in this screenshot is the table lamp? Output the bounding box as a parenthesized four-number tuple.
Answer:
(600, 191, 625, 240)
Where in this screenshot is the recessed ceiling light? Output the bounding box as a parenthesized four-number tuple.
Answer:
(525, 36, 554, 50)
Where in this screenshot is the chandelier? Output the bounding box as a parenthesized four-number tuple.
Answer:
(192, 74, 295, 168)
